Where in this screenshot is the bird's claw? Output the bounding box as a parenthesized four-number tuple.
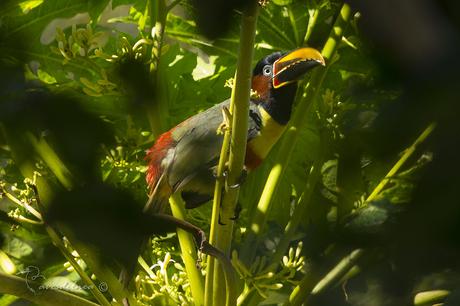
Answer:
(227, 182, 240, 189)
(218, 202, 242, 223)
(225, 168, 248, 190)
(216, 106, 232, 135)
(230, 203, 242, 221)
(218, 215, 226, 226)
(195, 257, 202, 269)
(213, 168, 228, 182)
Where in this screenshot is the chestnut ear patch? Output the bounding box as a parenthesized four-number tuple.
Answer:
(251, 74, 271, 100)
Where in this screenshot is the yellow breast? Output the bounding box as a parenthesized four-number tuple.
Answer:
(247, 106, 286, 159)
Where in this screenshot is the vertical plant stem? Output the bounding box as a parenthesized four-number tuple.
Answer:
(205, 119, 232, 306)
(149, 3, 209, 302)
(240, 3, 352, 265)
(169, 194, 205, 306)
(204, 2, 259, 306)
(148, 0, 168, 136)
(288, 6, 300, 45)
(303, 5, 320, 44)
(215, 0, 259, 255)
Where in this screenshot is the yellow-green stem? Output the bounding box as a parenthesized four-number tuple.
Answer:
(303, 6, 320, 44)
(205, 2, 259, 306)
(366, 123, 436, 202)
(204, 123, 232, 306)
(169, 194, 205, 306)
(284, 249, 364, 306)
(148, 0, 168, 136)
(1, 186, 43, 221)
(414, 290, 450, 305)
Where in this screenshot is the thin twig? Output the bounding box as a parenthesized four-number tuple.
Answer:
(1, 185, 43, 221)
(166, 0, 182, 11)
(366, 122, 436, 202)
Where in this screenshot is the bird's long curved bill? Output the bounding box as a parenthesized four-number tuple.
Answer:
(272, 47, 325, 88)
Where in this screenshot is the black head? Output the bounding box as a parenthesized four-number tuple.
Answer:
(252, 52, 285, 76)
(251, 48, 325, 124)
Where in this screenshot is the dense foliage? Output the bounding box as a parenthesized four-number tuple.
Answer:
(1, 0, 460, 305)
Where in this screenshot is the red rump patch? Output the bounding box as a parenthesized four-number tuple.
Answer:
(145, 130, 175, 189)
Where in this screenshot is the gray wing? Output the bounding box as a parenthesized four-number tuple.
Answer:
(166, 99, 262, 193)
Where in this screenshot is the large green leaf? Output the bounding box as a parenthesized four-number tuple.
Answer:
(1, 0, 109, 82)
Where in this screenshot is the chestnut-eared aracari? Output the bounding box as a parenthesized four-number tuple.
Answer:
(145, 47, 325, 213)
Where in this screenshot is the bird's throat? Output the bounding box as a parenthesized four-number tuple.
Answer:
(247, 106, 287, 164)
(261, 83, 297, 125)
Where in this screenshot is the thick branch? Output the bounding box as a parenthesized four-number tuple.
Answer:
(205, 1, 259, 306)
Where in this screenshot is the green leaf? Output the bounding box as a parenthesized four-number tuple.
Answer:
(321, 159, 339, 204)
(18, 0, 44, 14)
(3, 237, 33, 259)
(0, 294, 19, 305)
(272, 0, 294, 6)
(37, 69, 58, 84)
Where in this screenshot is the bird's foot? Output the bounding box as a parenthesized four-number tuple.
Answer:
(218, 202, 242, 224)
(216, 106, 232, 135)
(195, 256, 203, 269)
(213, 167, 228, 182)
(218, 214, 226, 226)
(229, 202, 242, 221)
(226, 168, 248, 189)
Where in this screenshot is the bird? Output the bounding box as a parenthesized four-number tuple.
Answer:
(144, 47, 325, 214)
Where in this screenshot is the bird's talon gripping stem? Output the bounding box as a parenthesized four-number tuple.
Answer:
(213, 167, 229, 182)
(227, 182, 240, 189)
(220, 170, 229, 181)
(216, 106, 232, 135)
(195, 258, 202, 269)
(226, 168, 248, 190)
(218, 215, 227, 226)
(229, 203, 242, 221)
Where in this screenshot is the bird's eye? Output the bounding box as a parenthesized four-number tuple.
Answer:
(262, 65, 272, 76)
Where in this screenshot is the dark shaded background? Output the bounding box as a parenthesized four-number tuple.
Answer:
(1, 0, 460, 305)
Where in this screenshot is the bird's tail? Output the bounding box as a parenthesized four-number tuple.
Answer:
(116, 173, 171, 296)
(143, 173, 172, 214)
